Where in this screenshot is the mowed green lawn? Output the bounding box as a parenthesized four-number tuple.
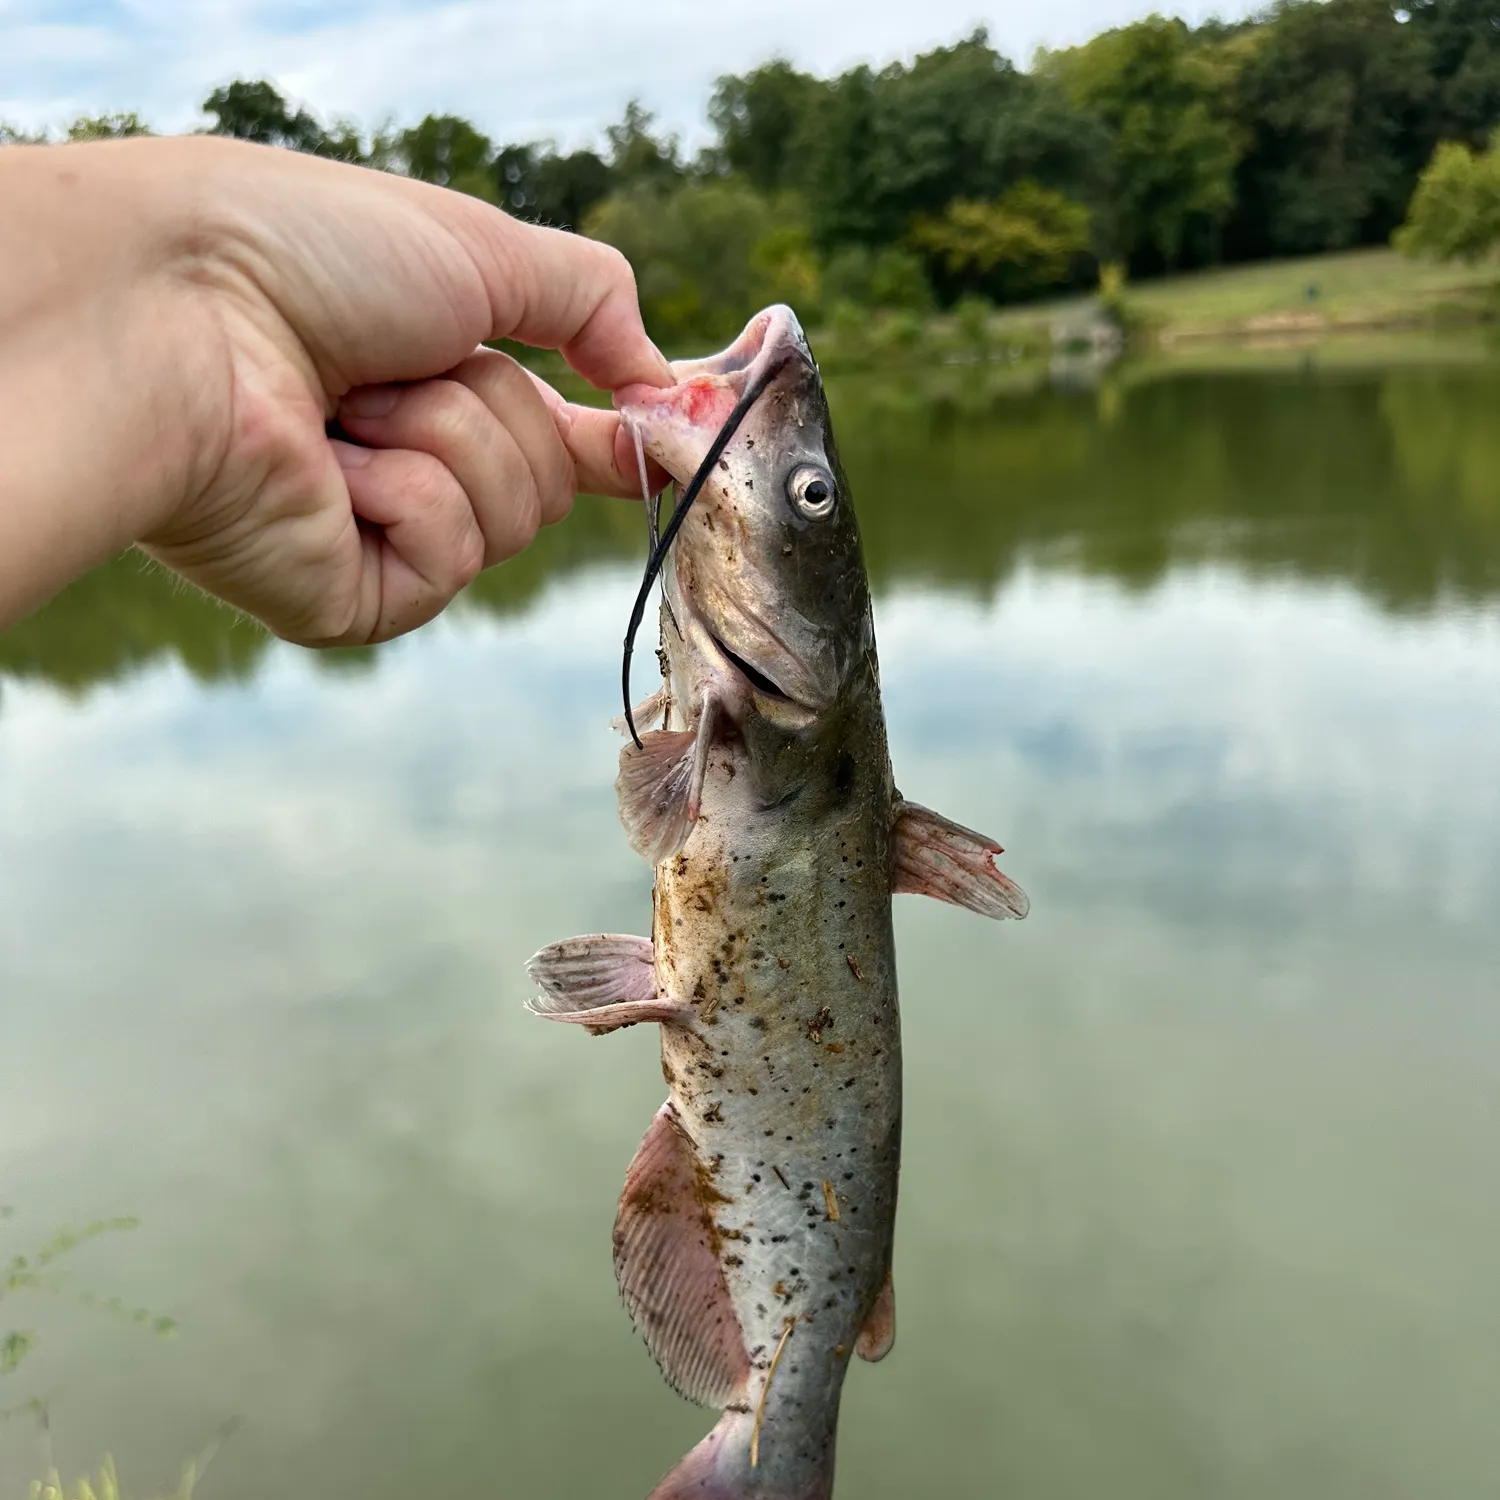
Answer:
(994, 247, 1498, 337)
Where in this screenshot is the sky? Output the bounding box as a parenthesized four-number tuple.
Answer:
(1, 0, 1262, 149)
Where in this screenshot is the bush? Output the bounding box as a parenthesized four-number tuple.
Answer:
(585, 179, 819, 345)
(911, 181, 1093, 301)
(821, 246, 935, 313)
(1395, 132, 1500, 265)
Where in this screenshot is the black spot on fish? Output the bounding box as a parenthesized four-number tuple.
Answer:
(832, 752, 856, 799)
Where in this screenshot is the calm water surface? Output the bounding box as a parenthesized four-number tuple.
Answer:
(3, 347, 1499, 1499)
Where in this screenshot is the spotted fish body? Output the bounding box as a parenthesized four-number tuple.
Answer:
(528, 307, 1027, 1499)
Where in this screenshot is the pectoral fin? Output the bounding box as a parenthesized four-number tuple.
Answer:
(526, 934, 691, 1034)
(616, 693, 717, 865)
(615, 1102, 751, 1407)
(612, 688, 666, 737)
(891, 799, 1030, 920)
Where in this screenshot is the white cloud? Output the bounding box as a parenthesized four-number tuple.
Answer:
(1, 0, 1264, 142)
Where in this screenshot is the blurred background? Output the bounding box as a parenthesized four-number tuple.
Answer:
(4, 3, 1500, 1497)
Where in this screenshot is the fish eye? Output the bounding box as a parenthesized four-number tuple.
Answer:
(786, 463, 836, 520)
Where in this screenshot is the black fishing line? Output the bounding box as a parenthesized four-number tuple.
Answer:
(620, 357, 787, 748)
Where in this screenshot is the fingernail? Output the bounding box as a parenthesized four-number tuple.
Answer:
(330, 438, 373, 469)
(341, 385, 399, 419)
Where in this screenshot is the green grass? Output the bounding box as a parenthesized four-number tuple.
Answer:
(1133, 247, 1497, 331)
(25, 1452, 210, 1500)
(991, 247, 1499, 342)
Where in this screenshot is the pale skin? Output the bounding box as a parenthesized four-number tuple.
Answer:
(0, 134, 673, 640)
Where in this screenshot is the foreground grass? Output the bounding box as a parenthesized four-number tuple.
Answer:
(26, 1454, 202, 1500)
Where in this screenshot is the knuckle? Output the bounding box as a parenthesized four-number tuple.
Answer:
(488, 471, 542, 566)
(513, 471, 543, 540)
(405, 452, 456, 517)
(453, 522, 485, 588)
(537, 448, 575, 523)
(545, 488, 576, 529)
(593, 240, 637, 294)
(419, 380, 481, 455)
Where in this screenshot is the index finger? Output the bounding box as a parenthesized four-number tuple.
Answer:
(434, 196, 674, 393)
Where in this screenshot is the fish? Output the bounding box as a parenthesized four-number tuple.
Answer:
(526, 305, 1029, 1500)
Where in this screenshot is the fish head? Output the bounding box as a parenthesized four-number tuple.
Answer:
(617, 305, 873, 734)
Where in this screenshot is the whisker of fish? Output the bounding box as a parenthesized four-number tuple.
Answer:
(624, 412, 658, 551)
(619, 356, 788, 749)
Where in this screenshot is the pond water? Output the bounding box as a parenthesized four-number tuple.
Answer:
(3, 344, 1499, 1500)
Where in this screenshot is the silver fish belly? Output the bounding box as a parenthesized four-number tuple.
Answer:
(650, 656, 899, 1497)
(527, 305, 1028, 1500)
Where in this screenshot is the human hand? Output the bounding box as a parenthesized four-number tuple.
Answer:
(42, 136, 670, 644)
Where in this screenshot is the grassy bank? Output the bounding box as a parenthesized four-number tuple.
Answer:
(986, 247, 1500, 346)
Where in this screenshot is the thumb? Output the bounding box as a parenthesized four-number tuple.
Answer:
(524, 371, 670, 500)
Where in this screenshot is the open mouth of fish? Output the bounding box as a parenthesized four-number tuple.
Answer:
(617, 304, 812, 476)
(705, 629, 792, 702)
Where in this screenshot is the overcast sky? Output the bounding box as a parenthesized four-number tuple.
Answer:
(2, 0, 1261, 148)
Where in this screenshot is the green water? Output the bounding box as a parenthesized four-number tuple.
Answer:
(3, 347, 1499, 1500)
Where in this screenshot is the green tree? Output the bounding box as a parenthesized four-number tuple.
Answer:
(1044, 16, 1242, 270)
(1394, 130, 1500, 260)
(65, 112, 152, 140)
(202, 79, 327, 153)
(821, 245, 935, 312)
(605, 100, 681, 186)
(399, 113, 496, 200)
(495, 142, 614, 227)
(801, 33, 1103, 253)
(315, 118, 370, 165)
(1410, 0, 1500, 149)
(911, 181, 1093, 301)
(709, 59, 823, 194)
(1224, 0, 1434, 259)
(585, 179, 808, 344)
(711, 32, 1104, 269)
(984, 73, 1112, 213)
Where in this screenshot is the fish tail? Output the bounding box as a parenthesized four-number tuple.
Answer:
(647, 1411, 835, 1500)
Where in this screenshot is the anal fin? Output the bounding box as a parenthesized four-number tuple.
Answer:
(856, 1270, 895, 1362)
(892, 799, 1030, 920)
(615, 1102, 751, 1408)
(526, 934, 691, 1035)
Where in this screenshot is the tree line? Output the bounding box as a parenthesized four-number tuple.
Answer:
(5, 0, 1499, 343)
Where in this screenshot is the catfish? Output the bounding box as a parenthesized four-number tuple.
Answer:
(528, 305, 1027, 1499)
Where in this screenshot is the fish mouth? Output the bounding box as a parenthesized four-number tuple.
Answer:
(706, 629, 793, 702)
(681, 575, 838, 718)
(615, 305, 813, 453)
(669, 304, 811, 384)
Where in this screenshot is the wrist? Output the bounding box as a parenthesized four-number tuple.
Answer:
(0, 139, 235, 622)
